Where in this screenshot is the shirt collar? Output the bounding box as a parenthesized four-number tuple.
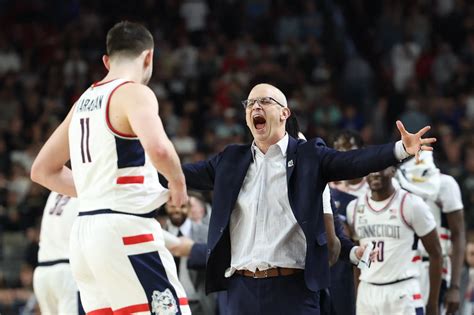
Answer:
(168, 218, 192, 237)
(251, 133, 288, 161)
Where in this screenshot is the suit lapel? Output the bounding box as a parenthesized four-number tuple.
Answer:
(227, 146, 253, 214)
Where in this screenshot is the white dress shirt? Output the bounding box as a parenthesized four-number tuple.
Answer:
(226, 134, 306, 276)
(225, 137, 410, 276)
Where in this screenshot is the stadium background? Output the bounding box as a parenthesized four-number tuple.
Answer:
(0, 0, 474, 313)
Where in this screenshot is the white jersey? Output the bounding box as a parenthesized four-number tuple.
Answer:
(347, 189, 436, 283)
(68, 79, 169, 214)
(416, 174, 464, 257)
(37, 191, 78, 262)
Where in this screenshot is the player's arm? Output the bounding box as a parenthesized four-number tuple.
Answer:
(419, 229, 442, 315)
(323, 185, 341, 266)
(119, 84, 187, 207)
(325, 214, 340, 266)
(345, 200, 361, 294)
(409, 194, 442, 315)
(31, 107, 76, 197)
(441, 175, 465, 314)
(445, 210, 465, 314)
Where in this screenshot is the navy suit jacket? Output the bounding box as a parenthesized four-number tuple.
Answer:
(180, 136, 399, 294)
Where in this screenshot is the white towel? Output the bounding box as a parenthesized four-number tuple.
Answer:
(396, 150, 441, 201)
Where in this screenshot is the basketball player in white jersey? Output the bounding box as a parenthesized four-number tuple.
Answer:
(398, 151, 465, 314)
(31, 21, 190, 314)
(347, 167, 443, 315)
(33, 191, 84, 315)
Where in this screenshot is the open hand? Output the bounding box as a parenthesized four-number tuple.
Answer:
(396, 120, 436, 163)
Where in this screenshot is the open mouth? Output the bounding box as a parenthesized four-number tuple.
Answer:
(253, 115, 266, 131)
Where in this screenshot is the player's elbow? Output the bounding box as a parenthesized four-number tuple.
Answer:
(146, 142, 173, 163)
(428, 241, 442, 261)
(30, 158, 45, 185)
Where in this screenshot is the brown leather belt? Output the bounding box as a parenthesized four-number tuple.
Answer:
(235, 267, 303, 279)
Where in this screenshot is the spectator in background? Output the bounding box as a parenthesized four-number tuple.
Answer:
(214, 108, 245, 141)
(399, 97, 431, 133)
(432, 42, 459, 90)
(391, 35, 421, 93)
(188, 191, 210, 225)
(172, 117, 198, 162)
(165, 196, 215, 315)
(179, 0, 209, 46)
(460, 145, 474, 228)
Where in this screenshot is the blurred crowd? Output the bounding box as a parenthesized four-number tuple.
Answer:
(1, 0, 474, 313)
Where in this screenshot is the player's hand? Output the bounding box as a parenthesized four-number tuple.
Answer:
(425, 302, 439, 315)
(168, 176, 188, 208)
(396, 120, 436, 163)
(444, 286, 460, 314)
(168, 236, 195, 257)
(355, 244, 379, 262)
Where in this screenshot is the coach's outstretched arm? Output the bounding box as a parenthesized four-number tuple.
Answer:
(31, 107, 77, 197)
(320, 121, 437, 183)
(421, 229, 442, 315)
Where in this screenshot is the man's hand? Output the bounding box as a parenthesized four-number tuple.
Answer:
(396, 120, 436, 162)
(168, 177, 188, 208)
(444, 286, 460, 315)
(426, 302, 439, 315)
(355, 244, 379, 262)
(168, 236, 194, 257)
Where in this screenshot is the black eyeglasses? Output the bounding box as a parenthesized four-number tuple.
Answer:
(241, 96, 285, 109)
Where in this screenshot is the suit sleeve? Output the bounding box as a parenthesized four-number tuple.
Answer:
(159, 152, 222, 191)
(332, 198, 354, 261)
(317, 140, 399, 183)
(187, 242, 208, 270)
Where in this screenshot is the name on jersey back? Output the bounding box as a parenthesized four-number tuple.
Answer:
(77, 95, 104, 112)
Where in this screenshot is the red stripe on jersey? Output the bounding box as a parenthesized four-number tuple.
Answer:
(440, 233, 450, 240)
(365, 190, 398, 212)
(413, 294, 422, 300)
(114, 303, 149, 314)
(122, 233, 154, 245)
(412, 256, 421, 262)
(179, 297, 189, 305)
(105, 81, 135, 138)
(400, 192, 412, 228)
(92, 78, 120, 87)
(87, 308, 113, 315)
(442, 268, 448, 274)
(116, 176, 144, 184)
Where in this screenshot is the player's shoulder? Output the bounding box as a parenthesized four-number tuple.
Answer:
(400, 188, 424, 203)
(113, 82, 156, 100)
(399, 189, 429, 215)
(439, 173, 460, 189)
(346, 197, 360, 212)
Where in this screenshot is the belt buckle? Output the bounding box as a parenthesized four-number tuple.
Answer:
(253, 270, 268, 279)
